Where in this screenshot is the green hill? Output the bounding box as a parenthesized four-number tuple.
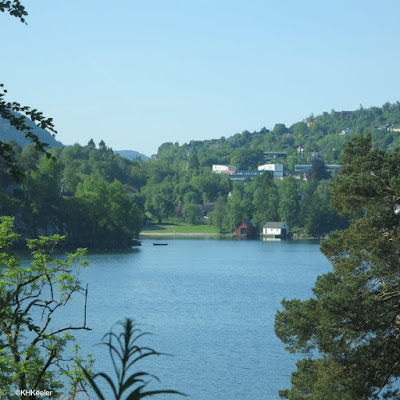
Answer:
(0, 113, 62, 149)
(115, 150, 149, 161)
(0, 115, 152, 163)
(155, 102, 400, 169)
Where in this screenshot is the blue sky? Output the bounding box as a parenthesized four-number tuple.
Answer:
(1, 0, 400, 156)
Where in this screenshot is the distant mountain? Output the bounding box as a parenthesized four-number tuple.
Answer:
(0, 113, 63, 149)
(0, 115, 150, 161)
(115, 150, 149, 161)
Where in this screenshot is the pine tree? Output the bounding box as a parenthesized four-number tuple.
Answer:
(275, 134, 400, 399)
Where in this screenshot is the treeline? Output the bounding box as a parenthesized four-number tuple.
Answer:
(1, 140, 348, 243)
(209, 165, 347, 235)
(155, 102, 400, 169)
(4, 101, 400, 243)
(0, 140, 141, 248)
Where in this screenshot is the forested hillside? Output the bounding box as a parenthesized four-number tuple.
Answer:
(0, 140, 142, 248)
(156, 102, 400, 168)
(2, 102, 400, 246)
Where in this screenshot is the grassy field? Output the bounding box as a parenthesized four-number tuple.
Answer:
(141, 222, 221, 234)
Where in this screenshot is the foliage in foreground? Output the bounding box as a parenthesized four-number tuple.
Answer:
(80, 318, 185, 399)
(0, 218, 183, 399)
(275, 135, 400, 399)
(0, 216, 93, 399)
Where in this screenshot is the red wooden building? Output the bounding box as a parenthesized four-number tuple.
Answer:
(235, 219, 257, 237)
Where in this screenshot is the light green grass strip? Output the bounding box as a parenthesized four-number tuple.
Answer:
(142, 224, 220, 234)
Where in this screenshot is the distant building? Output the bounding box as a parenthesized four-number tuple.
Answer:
(294, 165, 312, 172)
(377, 124, 400, 132)
(339, 128, 353, 135)
(262, 222, 289, 238)
(235, 219, 257, 237)
(295, 164, 340, 173)
(201, 203, 214, 216)
(263, 151, 287, 161)
(213, 164, 282, 181)
(228, 170, 266, 181)
(310, 152, 323, 160)
(257, 163, 284, 178)
(212, 165, 237, 174)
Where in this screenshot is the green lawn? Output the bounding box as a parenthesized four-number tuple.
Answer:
(142, 222, 221, 234)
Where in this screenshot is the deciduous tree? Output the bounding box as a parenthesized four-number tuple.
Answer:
(278, 176, 299, 227)
(210, 196, 226, 233)
(182, 203, 202, 224)
(253, 172, 279, 229)
(0, 217, 93, 399)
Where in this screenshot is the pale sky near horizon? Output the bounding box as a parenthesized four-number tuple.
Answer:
(1, 0, 400, 156)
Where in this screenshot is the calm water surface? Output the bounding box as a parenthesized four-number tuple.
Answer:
(55, 238, 332, 399)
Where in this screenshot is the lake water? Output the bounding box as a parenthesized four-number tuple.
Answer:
(49, 238, 332, 399)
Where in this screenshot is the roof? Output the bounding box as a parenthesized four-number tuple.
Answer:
(236, 219, 254, 228)
(263, 222, 287, 229)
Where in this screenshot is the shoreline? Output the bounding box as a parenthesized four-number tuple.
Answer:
(140, 232, 324, 240)
(140, 232, 223, 237)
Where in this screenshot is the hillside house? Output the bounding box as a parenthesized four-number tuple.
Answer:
(372, 124, 400, 131)
(263, 222, 289, 238)
(339, 128, 353, 136)
(228, 170, 265, 181)
(235, 219, 257, 237)
(212, 164, 237, 173)
(257, 163, 284, 178)
(310, 152, 323, 160)
(263, 151, 287, 161)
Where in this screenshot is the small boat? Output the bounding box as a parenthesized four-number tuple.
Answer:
(153, 243, 168, 246)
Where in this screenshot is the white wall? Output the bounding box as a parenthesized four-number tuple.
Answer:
(258, 164, 283, 178)
(212, 165, 232, 173)
(258, 163, 283, 172)
(263, 224, 289, 235)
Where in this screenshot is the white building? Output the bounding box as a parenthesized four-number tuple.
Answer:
(263, 222, 289, 238)
(339, 128, 353, 136)
(212, 165, 237, 174)
(257, 164, 284, 178)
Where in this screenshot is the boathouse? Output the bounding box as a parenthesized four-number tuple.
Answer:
(263, 222, 289, 238)
(235, 219, 257, 237)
